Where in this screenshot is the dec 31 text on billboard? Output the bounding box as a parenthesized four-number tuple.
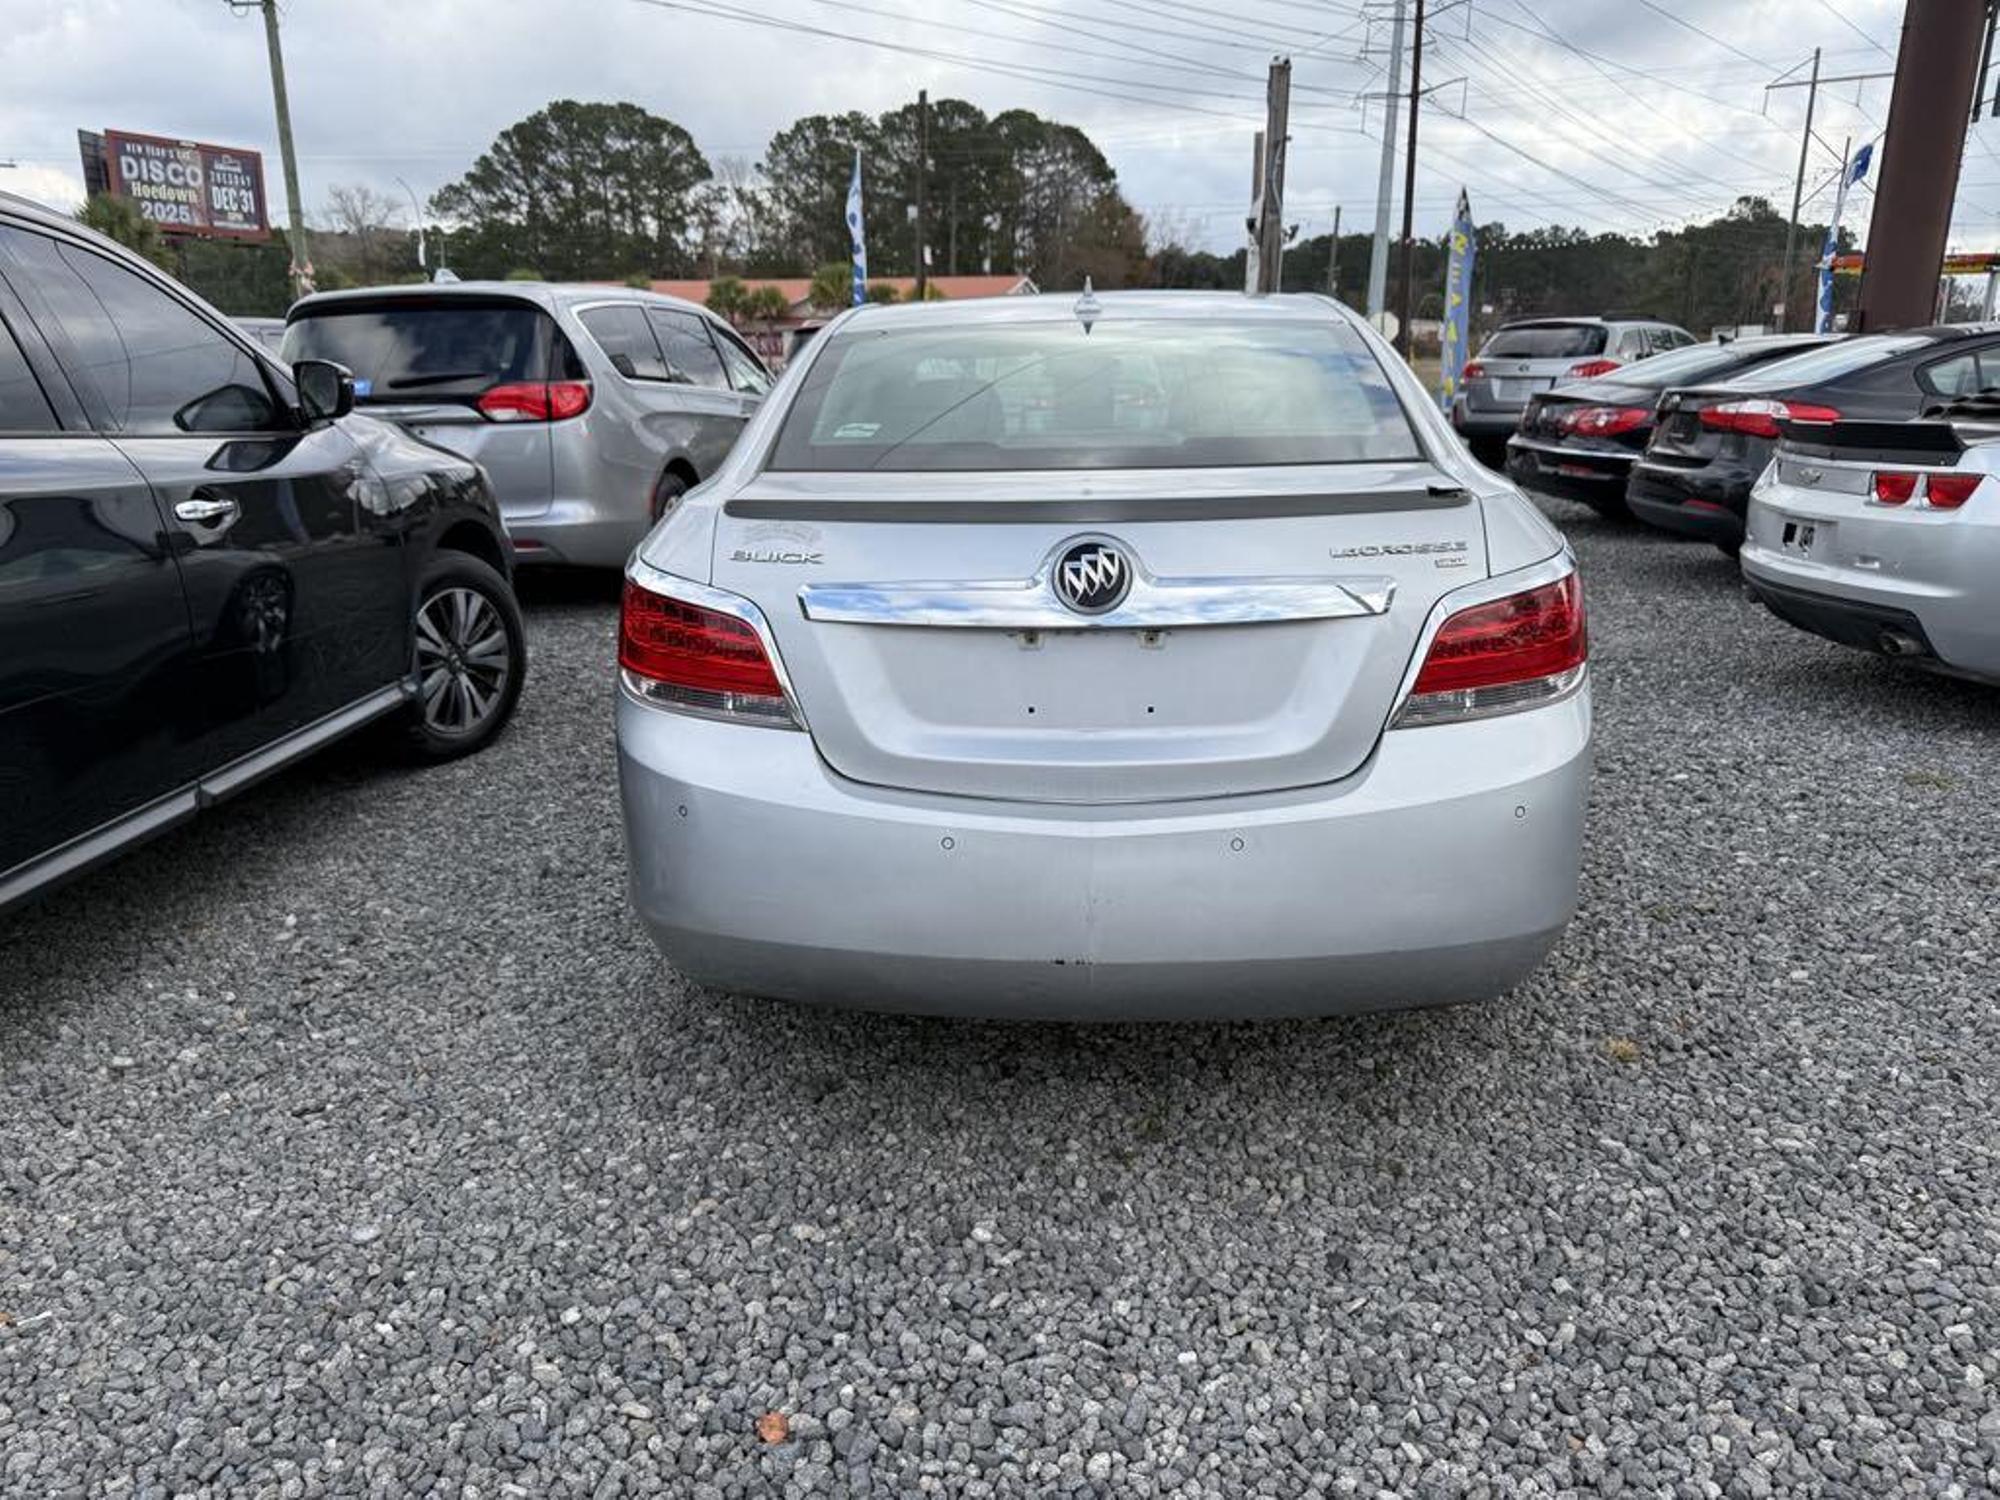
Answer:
(105, 129, 269, 239)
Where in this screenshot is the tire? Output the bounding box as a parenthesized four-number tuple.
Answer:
(404, 552, 525, 762)
(651, 469, 690, 524)
(1715, 537, 1743, 559)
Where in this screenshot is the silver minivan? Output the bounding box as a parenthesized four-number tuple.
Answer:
(283, 283, 773, 567)
(1451, 316, 1696, 456)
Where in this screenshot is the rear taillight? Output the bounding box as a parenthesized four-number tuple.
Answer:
(1924, 472, 1980, 509)
(619, 575, 799, 727)
(1557, 405, 1649, 438)
(1699, 398, 1840, 440)
(1394, 571, 1587, 728)
(1462, 360, 1487, 382)
(478, 380, 593, 423)
(1872, 471, 1917, 505)
(1871, 470, 1982, 509)
(1565, 358, 1621, 379)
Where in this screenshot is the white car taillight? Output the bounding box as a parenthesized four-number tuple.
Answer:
(619, 574, 800, 728)
(1393, 571, 1588, 727)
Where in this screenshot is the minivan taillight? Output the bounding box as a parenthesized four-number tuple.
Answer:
(619, 577, 799, 727)
(1394, 572, 1587, 727)
(478, 380, 592, 422)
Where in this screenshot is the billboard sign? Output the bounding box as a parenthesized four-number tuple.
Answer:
(99, 129, 269, 240)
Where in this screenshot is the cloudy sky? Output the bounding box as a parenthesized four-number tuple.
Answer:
(3, 0, 1988, 258)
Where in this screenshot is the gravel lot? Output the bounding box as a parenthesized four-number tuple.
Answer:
(3, 494, 1997, 1499)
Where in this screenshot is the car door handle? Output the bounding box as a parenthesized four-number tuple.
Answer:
(174, 494, 240, 524)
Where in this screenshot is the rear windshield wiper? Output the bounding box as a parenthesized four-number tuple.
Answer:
(384, 370, 497, 390)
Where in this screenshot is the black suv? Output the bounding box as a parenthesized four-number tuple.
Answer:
(0, 192, 524, 915)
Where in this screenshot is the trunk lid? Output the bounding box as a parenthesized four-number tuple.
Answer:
(711, 464, 1487, 804)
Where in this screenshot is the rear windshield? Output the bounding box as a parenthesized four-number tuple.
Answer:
(1718, 333, 1930, 393)
(282, 298, 558, 402)
(768, 318, 1421, 471)
(1482, 323, 1607, 359)
(1607, 340, 1792, 390)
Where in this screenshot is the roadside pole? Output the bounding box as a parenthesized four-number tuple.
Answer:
(237, 0, 310, 296)
(1779, 48, 1821, 331)
(914, 89, 929, 300)
(1254, 59, 1293, 295)
(1394, 0, 1426, 357)
(1857, 0, 1989, 330)
(1365, 0, 1406, 321)
(1245, 130, 1264, 296)
(1327, 204, 1342, 298)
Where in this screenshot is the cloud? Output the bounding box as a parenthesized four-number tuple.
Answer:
(3, 0, 1980, 256)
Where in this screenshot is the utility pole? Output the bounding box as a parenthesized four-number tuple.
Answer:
(1778, 48, 1821, 331)
(1327, 204, 1342, 298)
(1394, 0, 1426, 357)
(234, 0, 310, 297)
(1365, 0, 1407, 321)
(1253, 58, 1293, 294)
(914, 89, 929, 300)
(1857, 0, 1989, 330)
(1245, 130, 1265, 295)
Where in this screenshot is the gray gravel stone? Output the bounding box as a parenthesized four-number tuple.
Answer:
(1, 514, 1997, 1497)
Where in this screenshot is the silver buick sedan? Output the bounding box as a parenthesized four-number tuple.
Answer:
(615, 291, 1592, 1018)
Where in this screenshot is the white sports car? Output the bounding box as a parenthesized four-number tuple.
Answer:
(1742, 410, 2000, 686)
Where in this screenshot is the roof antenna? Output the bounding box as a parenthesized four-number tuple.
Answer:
(1073, 276, 1101, 334)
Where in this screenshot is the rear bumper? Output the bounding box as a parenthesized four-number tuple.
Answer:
(1741, 498, 2000, 682)
(502, 496, 645, 569)
(1627, 461, 1751, 544)
(1505, 438, 1633, 505)
(1452, 404, 1523, 441)
(616, 688, 1592, 1019)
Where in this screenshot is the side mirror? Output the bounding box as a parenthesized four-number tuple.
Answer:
(293, 359, 355, 424)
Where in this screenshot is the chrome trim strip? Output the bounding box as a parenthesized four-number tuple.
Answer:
(199, 686, 409, 802)
(0, 683, 413, 917)
(799, 547, 1396, 631)
(0, 790, 199, 917)
(1507, 436, 1636, 463)
(623, 557, 810, 728)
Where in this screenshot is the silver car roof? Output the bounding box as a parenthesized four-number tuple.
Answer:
(288, 280, 717, 321)
(829, 289, 1358, 330)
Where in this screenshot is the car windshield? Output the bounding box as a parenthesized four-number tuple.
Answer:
(1483, 323, 1607, 358)
(281, 297, 555, 401)
(1717, 333, 1930, 392)
(767, 316, 1421, 471)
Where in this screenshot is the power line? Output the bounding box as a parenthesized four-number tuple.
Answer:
(1629, 0, 1774, 71)
(1808, 0, 1896, 59)
(623, 0, 1367, 130)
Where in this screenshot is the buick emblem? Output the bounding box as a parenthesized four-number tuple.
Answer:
(1052, 539, 1132, 615)
(1798, 466, 1824, 486)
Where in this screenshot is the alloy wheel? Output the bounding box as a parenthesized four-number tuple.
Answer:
(415, 585, 511, 736)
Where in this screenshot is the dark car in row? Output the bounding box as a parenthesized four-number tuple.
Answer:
(1505, 334, 1834, 518)
(1504, 323, 2000, 552)
(0, 190, 524, 916)
(1629, 325, 2000, 551)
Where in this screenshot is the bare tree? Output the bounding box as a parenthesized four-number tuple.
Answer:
(321, 182, 405, 284)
